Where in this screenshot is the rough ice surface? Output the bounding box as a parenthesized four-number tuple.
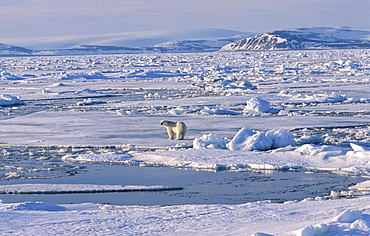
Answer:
(1, 49, 370, 235)
(193, 133, 230, 149)
(244, 97, 271, 113)
(226, 128, 295, 151)
(266, 129, 296, 148)
(226, 127, 256, 150)
(0, 94, 24, 106)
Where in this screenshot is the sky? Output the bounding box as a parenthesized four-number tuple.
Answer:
(1, 0, 369, 48)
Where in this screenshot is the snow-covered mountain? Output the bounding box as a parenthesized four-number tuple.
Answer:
(32, 45, 147, 56)
(221, 27, 370, 51)
(0, 43, 33, 56)
(30, 37, 249, 56)
(0, 28, 251, 56)
(3, 28, 249, 50)
(147, 36, 249, 53)
(2, 27, 370, 56)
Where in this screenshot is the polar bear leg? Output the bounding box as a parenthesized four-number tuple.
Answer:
(167, 128, 175, 140)
(176, 132, 184, 140)
(175, 122, 187, 140)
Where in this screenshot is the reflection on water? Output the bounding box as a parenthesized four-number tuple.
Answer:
(0, 147, 366, 205)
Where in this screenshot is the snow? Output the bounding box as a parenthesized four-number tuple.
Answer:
(225, 128, 295, 151)
(2, 196, 370, 235)
(267, 129, 296, 148)
(245, 97, 271, 113)
(57, 142, 370, 174)
(228, 128, 272, 151)
(227, 127, 257, 150)
(193, 133, 230, 149)
(221, 27, 370, 51)
(1, 49, 370, 235)
(0, 94, 24, 106)
(193, 128, 296, 151)
(0, 184, 182, 194)
(1, 29, 252, 55)
(283, 92, 347, 103)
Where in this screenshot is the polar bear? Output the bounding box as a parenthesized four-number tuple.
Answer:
(160, 120, 187, 140)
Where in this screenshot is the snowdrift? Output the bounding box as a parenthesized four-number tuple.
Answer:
(194, 128, 296, 151)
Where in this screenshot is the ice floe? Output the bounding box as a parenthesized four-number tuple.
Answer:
(0, 94, 24, 106)
(0, 184, 182, 194)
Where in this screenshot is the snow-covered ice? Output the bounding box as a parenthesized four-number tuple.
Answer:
(0, 184, 182, 194)
(2, 195, 370, 235)
(0, 94, 23, 106)
(1, 49, 370, 235)
(245, 97, 271, 113)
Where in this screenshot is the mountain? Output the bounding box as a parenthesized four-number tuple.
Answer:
(31, 36, 249, 55)
(147, 36, 249, 53)
(4, 28, 250, 50)
(0, 28, 251, 56)
(32, 45, 146, 56)
(5, 31, 251, 56)
(0, 43, 33, 56)
(221, 27, 370, 51)
(3, 27, 370, 56)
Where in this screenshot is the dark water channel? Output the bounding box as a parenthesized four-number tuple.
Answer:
(0, 162, 366, 205)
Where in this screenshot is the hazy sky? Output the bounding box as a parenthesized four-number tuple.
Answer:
(1, 0, 369, 39)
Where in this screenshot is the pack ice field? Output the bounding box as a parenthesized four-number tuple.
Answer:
(1, 49, 370, 203)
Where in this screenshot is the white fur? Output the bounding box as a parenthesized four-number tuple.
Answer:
(160, 120, 187, 140)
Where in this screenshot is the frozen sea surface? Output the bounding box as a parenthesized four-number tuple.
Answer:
(1, 50, 370, 235)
